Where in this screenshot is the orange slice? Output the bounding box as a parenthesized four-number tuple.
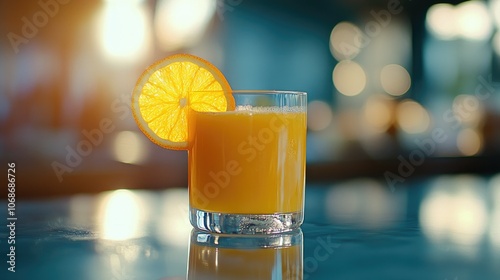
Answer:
(132, 54, 234, 150)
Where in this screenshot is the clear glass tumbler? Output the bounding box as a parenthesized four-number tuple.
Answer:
(188, 90, 307, 234)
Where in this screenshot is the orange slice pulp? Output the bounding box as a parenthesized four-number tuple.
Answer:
(132, 54, 234, 150)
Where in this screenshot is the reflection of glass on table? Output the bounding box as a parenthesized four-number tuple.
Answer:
(187, 229, 303, 279)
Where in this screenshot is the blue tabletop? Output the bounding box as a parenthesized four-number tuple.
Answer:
(1, 174, 500, 280)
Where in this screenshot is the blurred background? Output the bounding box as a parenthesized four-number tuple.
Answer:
(0, 0, 499, 197)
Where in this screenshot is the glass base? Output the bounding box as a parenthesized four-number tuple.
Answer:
(190, 208, 303, 234)
(191, 228, 303, 248)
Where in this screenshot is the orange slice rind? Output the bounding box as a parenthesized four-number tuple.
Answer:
(132, 54, 234, 150)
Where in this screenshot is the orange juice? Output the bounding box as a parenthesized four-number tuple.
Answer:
(188, 107, 306, 214)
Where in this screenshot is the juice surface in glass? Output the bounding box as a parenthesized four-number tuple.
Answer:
(188, 107, 306, 214)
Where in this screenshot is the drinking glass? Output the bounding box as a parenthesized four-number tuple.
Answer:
(188, 90, 307, 234)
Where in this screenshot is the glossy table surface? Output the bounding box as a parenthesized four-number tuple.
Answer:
(1, 174, 500, 280)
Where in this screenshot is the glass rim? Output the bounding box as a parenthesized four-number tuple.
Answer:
(192, 90, 307, 96)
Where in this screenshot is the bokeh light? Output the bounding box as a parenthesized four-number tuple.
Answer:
(113, 131, 148, 165)
(493, 0, 500, 28)
(326, 179, 406, 229)
(396, 100, 430, 134)
(426, 1, 493, 41)
(98, 3, 151, 62)
(307, 100, 333, 131)
(98, 189, 145, 240)
(452, 94, 484, 127)
(491, 209, 500, 248)
(337, 109, 361, 140)
(492, 174, 500, 210)
(493, 32, 500, 56)
(157, 189, 192, 247)
(455, 0, 493, 41)
(380, 64, 411, 96)
(457, 128, 483, 156)
(155, 0, 216, 51)
(333, 60, 366, 96)
(363, 95, 394, 132)
(426, 3, 458, 40)
(104, 0, 145, 3)
(329, 22, 362, 61)
(490, 174, 500, 248)
(420, 176, 488, 247)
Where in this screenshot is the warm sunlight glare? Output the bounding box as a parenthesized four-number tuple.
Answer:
(98, 3, 150, 62)
(98, 190, 144, 240)
(155, 0, 216, 51)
